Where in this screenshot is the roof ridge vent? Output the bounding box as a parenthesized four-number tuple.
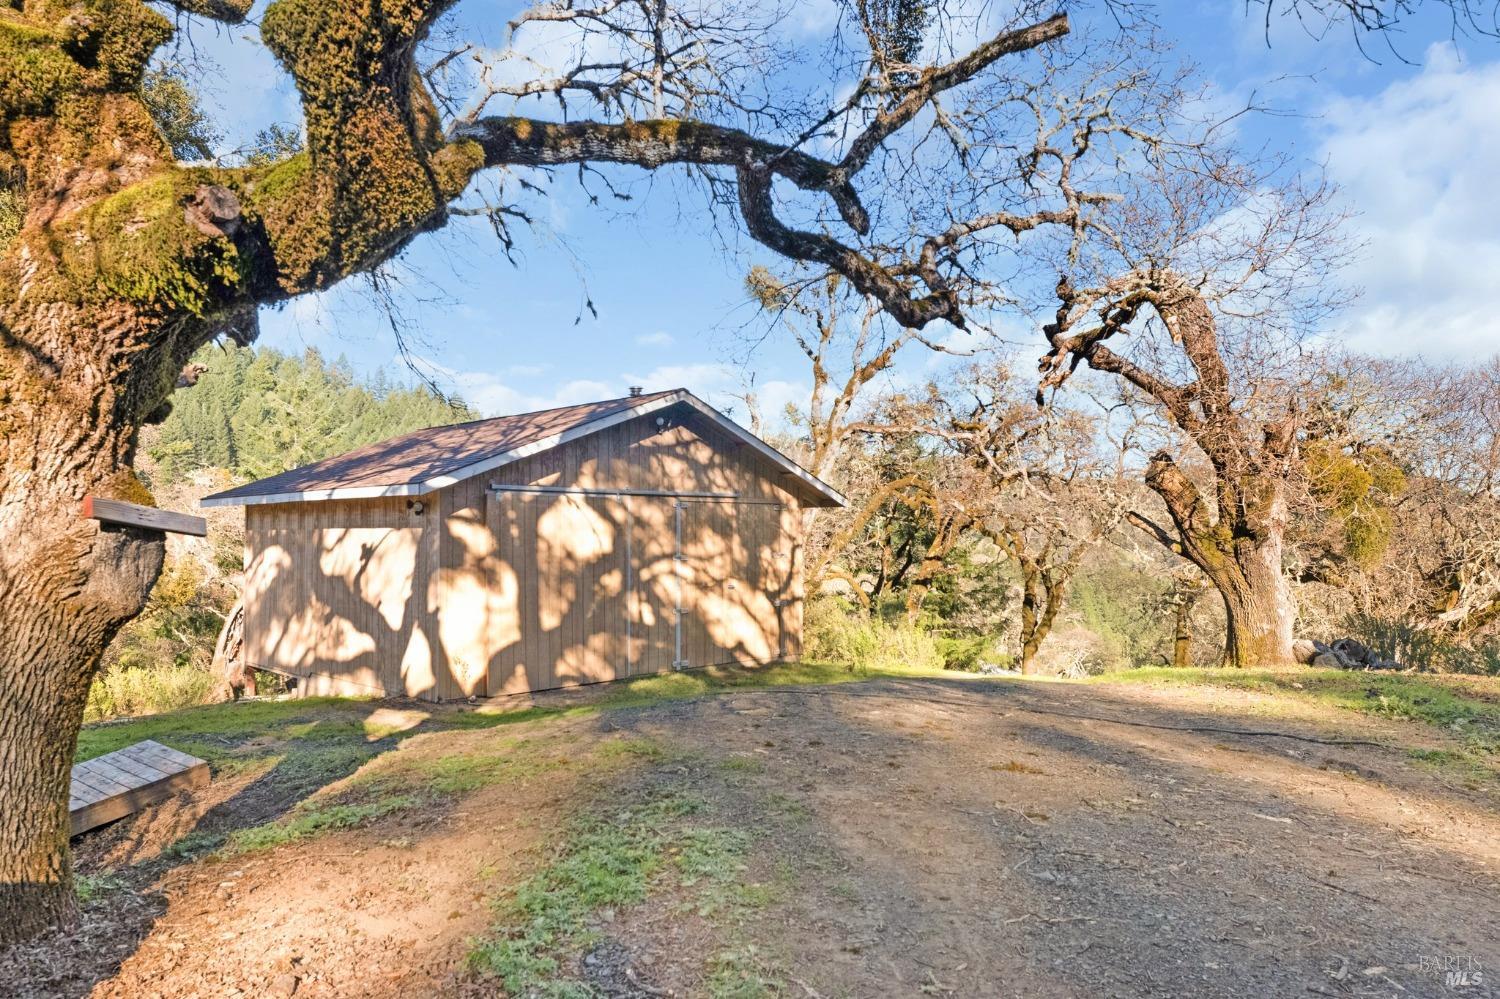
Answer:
(628, 386, 643, 397)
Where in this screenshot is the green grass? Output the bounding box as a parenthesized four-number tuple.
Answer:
(468, 787, 775, 996)
(1095, 667, 1500, 757)
(222, 726, 592, 854)
(1405, 747, 1497, 785)
(468, 793, 701, 994)
(75, 696, 379, 763)
(74, 871, 127, 903)
(595, 736, 668, 762)
(707, 946, 781, 999)
(226, 794, 417, 853)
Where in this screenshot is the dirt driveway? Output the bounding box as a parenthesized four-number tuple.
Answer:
(599, 677, 1500, 998)
(4, 674, 1497, 998)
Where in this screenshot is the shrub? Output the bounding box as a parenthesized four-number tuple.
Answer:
(933, 633, 1005, 672)
(804, 596, 945, 673)
(85, 662, 218, 722)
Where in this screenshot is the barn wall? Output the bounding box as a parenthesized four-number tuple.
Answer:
(436, 407, 807, 698)
(242, 406, 809, 701)
(242, 497, 443, 699)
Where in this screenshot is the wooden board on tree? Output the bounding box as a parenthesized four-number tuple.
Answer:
(69, 740, 210, 836)
(81, 496, 208, 537)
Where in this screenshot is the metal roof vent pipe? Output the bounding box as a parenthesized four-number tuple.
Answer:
(628, 385, 643, 397)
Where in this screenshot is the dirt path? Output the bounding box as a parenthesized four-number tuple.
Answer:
(4, 675, 1497, 998)
(598, 677, 1500, 998)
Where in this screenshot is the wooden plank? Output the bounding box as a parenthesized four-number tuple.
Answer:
(82, 496, 207, 537)
(133, 739, 202, 769)
(71, 764, 132, 797)
(83, 759, 148, 792)
(70, 741, 209, 836)
(105, 751, 171, 784)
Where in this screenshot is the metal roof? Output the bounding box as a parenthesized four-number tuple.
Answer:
(199, 389, 845, 508)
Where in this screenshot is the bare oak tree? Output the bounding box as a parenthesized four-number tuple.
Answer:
(935, 366, 1120, 672)
(1038, 152, 1351, 667)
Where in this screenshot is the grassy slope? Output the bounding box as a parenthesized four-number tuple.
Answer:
(75, 660, 936, 763)
(1092, 667, 1500, 746)
(75, 661, 954, 859)
(1092, 667, 1500, 785)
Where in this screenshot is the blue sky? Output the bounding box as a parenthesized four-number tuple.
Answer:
(179, 1, 1500, 420)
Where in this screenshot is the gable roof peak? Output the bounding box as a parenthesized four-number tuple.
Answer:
(200, 388, 843, 508)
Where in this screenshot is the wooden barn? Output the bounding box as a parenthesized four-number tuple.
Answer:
(201, 389, 843, 701)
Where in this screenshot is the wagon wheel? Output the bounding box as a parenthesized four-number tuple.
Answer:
(211, 598, 252, 699)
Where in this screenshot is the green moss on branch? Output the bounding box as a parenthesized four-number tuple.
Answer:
(60, 173, 248, 316)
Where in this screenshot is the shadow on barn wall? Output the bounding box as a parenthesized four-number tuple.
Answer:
(242, 406, 809, 700)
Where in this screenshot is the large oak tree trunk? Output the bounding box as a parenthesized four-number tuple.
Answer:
(2, 244, 188, 942)
(1212, 535, 1296, 669)
(0, 483, 165, 940)
(1162, 477, 1297, 668)
(0, 299, 174, 938)
(1144, 444, 1298, 670)
(0, 533, 161, 938)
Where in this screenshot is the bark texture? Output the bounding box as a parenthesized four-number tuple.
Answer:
(1015, 551, 1071, 675)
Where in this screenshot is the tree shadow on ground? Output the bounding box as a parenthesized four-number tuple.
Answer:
(641, 677, 1499, 998)
(1, 696, 586, 999)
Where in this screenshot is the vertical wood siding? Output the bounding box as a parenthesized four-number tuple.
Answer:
(243, 497, 438, 698)
(242, 405, 809, 700)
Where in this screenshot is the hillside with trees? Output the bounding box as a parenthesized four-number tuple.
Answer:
(149, 344, 477, 486)
(87, 347, 474, 720)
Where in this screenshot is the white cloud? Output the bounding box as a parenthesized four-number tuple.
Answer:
(635, 331, 674, 347)
(621, 362, 739, 401)
(1319, 45, 1500, 358)
(747, 378, 811, 431)
(790, 0, 841, 36)
(403, 356, 586, 416)
(286, 290, 332, 327)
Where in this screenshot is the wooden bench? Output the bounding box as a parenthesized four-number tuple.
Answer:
(70, 740, 210, 836)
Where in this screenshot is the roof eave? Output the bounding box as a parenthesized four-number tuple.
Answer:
(198, 481, 430, 508)
(673, 395, 845, 508)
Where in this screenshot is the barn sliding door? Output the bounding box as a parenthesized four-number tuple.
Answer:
(628, 496, 679, 675)
(677, 499, 786, 668)
(487, 490, 631, 693)
(488, 490, 789, 692)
